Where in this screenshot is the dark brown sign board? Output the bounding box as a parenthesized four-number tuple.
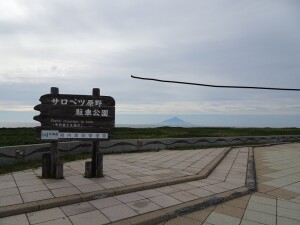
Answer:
(34, 91, 115, 141)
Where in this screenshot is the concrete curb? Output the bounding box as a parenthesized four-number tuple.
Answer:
(0, 147, 231, 218)
(246, 147, 257, 192)
(112, 187, 251, 225)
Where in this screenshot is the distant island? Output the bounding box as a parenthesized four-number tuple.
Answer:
(157, 117, 193, 127)
(115, 117, 194, 128)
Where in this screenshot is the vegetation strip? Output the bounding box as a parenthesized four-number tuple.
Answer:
(2, 127, 300, 147)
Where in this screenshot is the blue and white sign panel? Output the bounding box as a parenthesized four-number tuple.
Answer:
(41, 130, 59, 140)
(58, 132, 108, 139)
(41, 130, 108, 140)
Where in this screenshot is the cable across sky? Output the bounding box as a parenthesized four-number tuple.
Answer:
(131, 75, 300, 92)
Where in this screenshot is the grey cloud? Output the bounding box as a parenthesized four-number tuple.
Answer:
(0, 0, 299, 118)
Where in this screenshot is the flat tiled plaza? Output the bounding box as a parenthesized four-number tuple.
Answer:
(0, 148, 224, 205)
(161, 143, 300, 225)
(0, 143, 299, 225)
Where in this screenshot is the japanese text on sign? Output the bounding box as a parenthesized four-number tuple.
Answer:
(51, 98, 103, 107)
(41, 130, 59, 140)
(40, 130, 108, 140)
(51, 98, 109, 117)
(59, 132, 108, 139)
(75, 109, 109, 117)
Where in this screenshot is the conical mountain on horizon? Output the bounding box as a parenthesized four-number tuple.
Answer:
(158, 117, 192, 127)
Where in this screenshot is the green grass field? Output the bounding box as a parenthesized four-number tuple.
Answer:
(1, 126, 300, 147)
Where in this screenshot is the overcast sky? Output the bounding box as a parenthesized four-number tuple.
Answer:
(0, 0, 300, 127)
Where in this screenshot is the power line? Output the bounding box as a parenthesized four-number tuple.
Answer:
(131, 75, 300, 92)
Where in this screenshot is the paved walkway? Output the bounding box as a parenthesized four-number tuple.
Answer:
(0, 143, 299, 225)
(160, 143, 300, 225)
(0, 148, 223, 206)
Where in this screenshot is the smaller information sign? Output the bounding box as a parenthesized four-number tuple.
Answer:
(41, 130, 59, 140)
(40, 130, 108, 140)
(58, 132, 108, 139)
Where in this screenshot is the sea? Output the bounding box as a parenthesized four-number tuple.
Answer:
(0, 122, 163, 128)
(0, 122, 197, 128)
(0, 122, 38, 128)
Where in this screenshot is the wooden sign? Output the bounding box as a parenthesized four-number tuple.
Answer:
(34, 88, 115, 141)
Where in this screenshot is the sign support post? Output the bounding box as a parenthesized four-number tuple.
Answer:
(50, 87, 63, 178)
(50, 140, 60, 178)
(91, 88, 103, 177)
(50, 87, 58, 178)
(41, 87, 63, 179)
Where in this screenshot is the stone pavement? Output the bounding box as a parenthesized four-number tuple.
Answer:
(0, 147, 251, 224)
(0, 148, 224, 206)
(160, 143, 300, 225)
(0, 143, 299, 225)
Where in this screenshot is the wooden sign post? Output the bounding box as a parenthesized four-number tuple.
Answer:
(91, 88, 102, 177)
(48, 87, 63, 178)
(34, 87, 115, 178)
